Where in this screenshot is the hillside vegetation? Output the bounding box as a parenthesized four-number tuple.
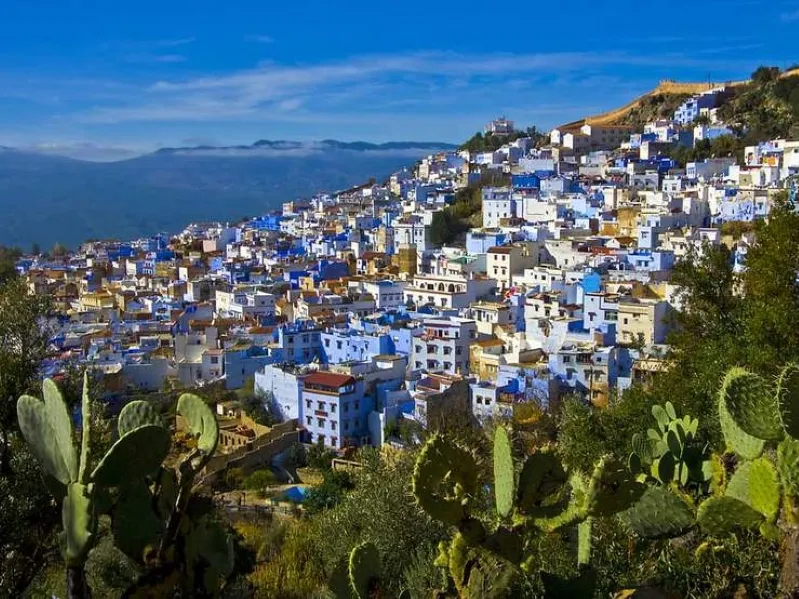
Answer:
(558, 66, 799, 135)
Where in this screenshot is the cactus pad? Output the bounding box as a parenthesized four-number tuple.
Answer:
(42, 378, 79, 482)
(17, 393, 75, 485)
(516, 451, 568, 517)
(697, 495, 763, 535)
(651, 452, 675, 485)
(725, 457, 780, 521)
(577, 518, 592, 565)
(587, 458, 644, 517)
(778, 363, 799, 439)
(60, 482, 96, 566)
(778, 438, 799, 497)
(118, 400, 163, 437)
(112, 480, 164, 562)
(177, 393, 219, 457)
(91, 424, 171, 487)
(348, 542, 381, 599)
(720, 367, 782, 441)
(651, 404, 669, 433)
(719, 391, 765, 459)
(623, 486, 694, 539)
(412, 434, 478, 526)
(328, 557, 352, 599)
(493, 427, 514, 518)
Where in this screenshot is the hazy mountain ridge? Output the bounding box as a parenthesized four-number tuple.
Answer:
(0, 139, 455, 248)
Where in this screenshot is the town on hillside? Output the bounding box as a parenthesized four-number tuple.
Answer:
(12, 83, 799, 456)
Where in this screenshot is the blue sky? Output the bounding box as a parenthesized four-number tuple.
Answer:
(0, 0, 797, 159)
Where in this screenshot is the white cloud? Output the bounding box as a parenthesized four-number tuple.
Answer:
(21, 142, 147, 162)
(75, 49, 738, 126)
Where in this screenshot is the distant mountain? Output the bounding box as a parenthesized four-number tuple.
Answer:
(0, 139, 456, 249)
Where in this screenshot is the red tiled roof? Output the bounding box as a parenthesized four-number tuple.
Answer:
(303, 371, 356, 389)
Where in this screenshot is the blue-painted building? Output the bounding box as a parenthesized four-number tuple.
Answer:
(269, 321, 324, 364)
(320, 328, 394, 363)
(466, 230, 508, 254)
(511, 174, 541, 190)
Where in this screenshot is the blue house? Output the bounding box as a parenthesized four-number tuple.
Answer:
(270, 321, 324, 364)
(511, 174, 541, 190)
(320, 328, 394, 364)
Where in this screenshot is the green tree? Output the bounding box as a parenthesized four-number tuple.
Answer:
(0, 246, 22, 285)
(0, 277, 51, 473)
(303, 469, 353, 514)
(310, 448, 447, 596)
(243, 469, 278, 497)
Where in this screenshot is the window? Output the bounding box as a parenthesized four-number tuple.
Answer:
(306, 416, 312, 425)
(306, 400, 311, 409)
(456, 347, 462, 355)
(317, 418, 325, 427)
(302, 334, 309, 343)
(287, 336, 294, 344)
(210, 356, 219, 365)
(325, 339, 330, 347)
(331, 421, 337, 431)
(331, 403, 336, 413)
(354, 401, 360, 410)
(344, 421, 350, 431)
(354, 418, 360, 427)
(317, 401, 325, 410)
(563, 356, 571, 363)
(343, 402, 350, 413)
(336, 341, 343, 350)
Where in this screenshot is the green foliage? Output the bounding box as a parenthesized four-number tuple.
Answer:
(411, 429, 642, 595)
(719, 68, 799, 143)
(242, 469, 278, 496)
(307, 437, 336, 470)
(303, 470, 354, 514)
(311, 448, 447, 597)
(668, 135, 745, 168)
(459, 127, 546, 153)
(628, 402, 712, 489)
(16, 378, 234, 598)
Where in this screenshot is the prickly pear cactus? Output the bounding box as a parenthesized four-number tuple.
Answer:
(623, 486, 695, 539)
(696, 495, 764, 535)
(412, 427, 640, 596)
(412, 434, 478, 526)
(118, 399, 163, 437)
(178, 393, 219, 469)
(17, 380, 79, 485)
(91, 424, 171, 487)
(628, 402, 711, 489)
(493, 426, 514, 518)
(348, 542, 382, 599)
(720, 367, 783, 441)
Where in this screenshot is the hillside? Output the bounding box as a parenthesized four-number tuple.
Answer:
(0, 141, 456, 249)
(557, 67, 799, 133)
